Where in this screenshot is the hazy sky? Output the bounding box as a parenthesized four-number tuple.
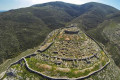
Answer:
(0, 0, 120, 10)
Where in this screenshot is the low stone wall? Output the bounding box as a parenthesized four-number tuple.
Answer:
(83, 31, 109, 57)
(65, 25, 76, 28)
(5, 53, 37, 71)
(0, 53, 37, 80)
(1, 53, 110, 80)
(0, 29, 60, 80)
(37, 42, 53, 52)
(40, 28, 61, 47)
(0, 58, 25, 80)
(40, 30, 56, 46)
(40, 53, 97, 61)
(0, 72, 6, 80)
(1, 26, 110, 80)
(64, 30, 79, 34)
(23, 58, 66, 80)
(6, 58, 23, 72)
(25, 54, 37, 58)
(23, 57, 110, 80)
(37, 28, 61, 53)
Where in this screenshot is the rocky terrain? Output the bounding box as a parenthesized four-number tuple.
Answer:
(2, 26, 120, 80)
(0, 1, 120, 80)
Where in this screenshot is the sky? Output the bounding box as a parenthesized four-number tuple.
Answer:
(0, 0, 120, 10)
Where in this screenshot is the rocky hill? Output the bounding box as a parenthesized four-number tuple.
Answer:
(0, 1, 120, 80)
(2, 26, 120, 80)
(0, 2, 119, 65)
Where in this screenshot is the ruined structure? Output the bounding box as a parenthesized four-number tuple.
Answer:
(3, 26, 110, 80)
(64, 30, 79, 34)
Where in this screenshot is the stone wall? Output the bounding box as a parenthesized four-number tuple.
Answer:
(1, 52, 110, 80)
(23, 58, 67, 80)
(83, 31, 109, 57)
(23, 57, 110, 80)
(37, 28, 61, 53)
(0, 53, 38, 80)
(64, 30, 79, 34)
(1, 26, 111, 80)
(37, 42, 53, 52)
(40, 53, 98, 61)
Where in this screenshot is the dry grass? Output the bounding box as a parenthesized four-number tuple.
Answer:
(36, 63, 52, 70)
(74, 70, 84, 74)
(56, 67, 71, 72)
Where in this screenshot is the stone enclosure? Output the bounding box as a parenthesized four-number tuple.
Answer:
(3, 26, 110, 80)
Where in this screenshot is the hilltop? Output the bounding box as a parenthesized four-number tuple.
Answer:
(0, 1, 120, 79)
(0, 1, 119, 64)
(2, 26, 120, 80)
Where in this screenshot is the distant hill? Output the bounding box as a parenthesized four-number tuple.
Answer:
(0, 10, 7, 13)
(0, 2, 81, 64)
(71, 2, 119, 29)
(0, 1, 120, 71)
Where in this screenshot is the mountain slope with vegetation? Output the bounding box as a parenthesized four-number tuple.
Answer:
(70, 2, 120, 67)
(71, 2, 119, 30)
(81, 13, 120, 67)
(0, 2, 81, 64)
(0, 1, 120, 76)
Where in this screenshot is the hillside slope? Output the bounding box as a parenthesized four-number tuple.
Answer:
(0, 1, 120, 73)
(0, 2, 80, 64)
(82, 13, 120, 67)
(70, 3, 120, 67)
(71, 2, 119, 30)
(2, 26, 120, 80)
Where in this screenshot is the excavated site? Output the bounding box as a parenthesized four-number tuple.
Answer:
(3, 26, 111, 80)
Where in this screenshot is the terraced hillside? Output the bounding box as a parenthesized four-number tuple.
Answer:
(2, 26, 117, 80)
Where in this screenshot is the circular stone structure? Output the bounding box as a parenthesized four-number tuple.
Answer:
(26, 26, 110, 79)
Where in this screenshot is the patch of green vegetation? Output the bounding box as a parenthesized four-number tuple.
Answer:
(25, 52, 109, 78)
(3, 60, 47, 80)
(0, 46, 40, 74)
